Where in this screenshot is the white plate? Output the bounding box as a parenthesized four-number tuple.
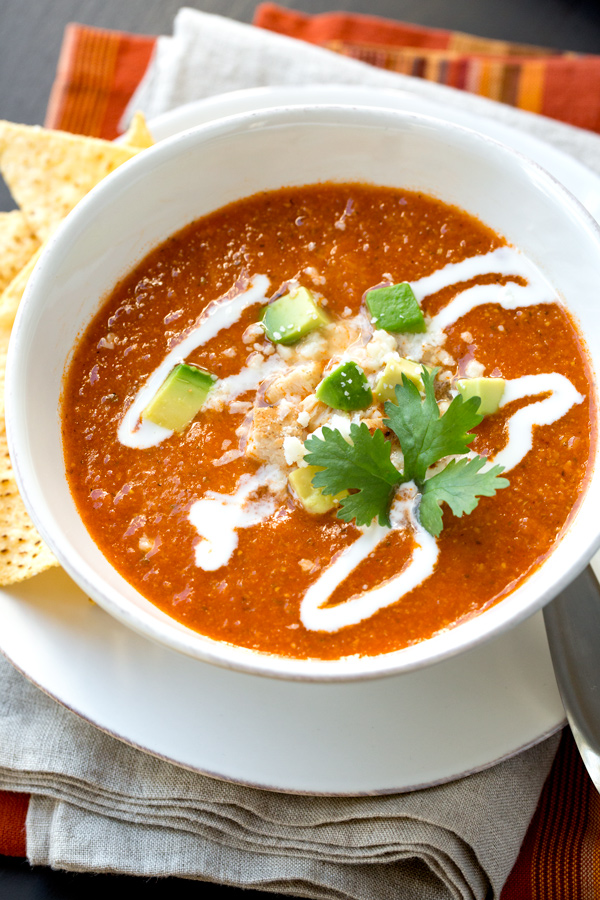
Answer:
(5, 83, 597, 795)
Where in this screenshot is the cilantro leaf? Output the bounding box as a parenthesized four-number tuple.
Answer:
(301, 365, 510, 535)
(383, 367, 483, 483)
(304, 422, 402, 526)
(418, 456, 509, 537)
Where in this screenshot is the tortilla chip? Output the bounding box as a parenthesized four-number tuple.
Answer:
(122, 111, 154, 150)
(0, 316, 56, 583)
(0, 246, 43, 334)
(0, 428, 57, 584)
(0, 118, 156, 585)
(0, 210, 40, 294)
(0, 121, 140, 242)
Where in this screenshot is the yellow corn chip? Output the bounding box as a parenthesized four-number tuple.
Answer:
(0, 432, 57, 584)
(0, 247, 57, 584)
(0, 245, 43, 334)
(0, 118, 156, 586)
(122, 111, 154, 150)
(0, 324, 56, 583)
(0, 210, 40, 294)
(0, 121, 140, 242)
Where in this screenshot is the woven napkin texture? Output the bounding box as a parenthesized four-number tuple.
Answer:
(1, 7, 582, 899)
(0, 653, 558, 899)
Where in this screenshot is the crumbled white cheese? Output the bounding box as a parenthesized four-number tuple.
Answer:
(395, 332, 427, 359)
(364, 330, 397, 369)
(436, 349, 455, 366)
(465, 359, 485, 377)
(341, 329, 397, 377)
(276, 344, 293, 361)
(309, 412, 353, 443)
(297, 410, 310, 427)
(283, 435, 306, 466)
(297, 330, 328, 361)
(460, 331, 473, 343)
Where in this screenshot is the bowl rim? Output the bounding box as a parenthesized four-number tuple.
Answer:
(7, 102, 600, 682)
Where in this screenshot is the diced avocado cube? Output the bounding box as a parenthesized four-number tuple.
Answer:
(455, 377, 505, 416)
(365, 282, 426, 333)
(289, 465, 348, 515)
(142, 363, 216, 432)
(262, 286, 329, 345)
(373, 358, 429, 403)
(316, 361, 373, 411)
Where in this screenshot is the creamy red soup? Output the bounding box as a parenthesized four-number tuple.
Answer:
(62, 183, 593, 660)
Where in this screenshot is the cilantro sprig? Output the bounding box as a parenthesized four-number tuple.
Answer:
(306, 424, 402, 527)
(303, 367, 509, 536)
(419, 456, 507, 537)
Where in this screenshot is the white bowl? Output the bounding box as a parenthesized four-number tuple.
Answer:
(7, 105, 600, 681)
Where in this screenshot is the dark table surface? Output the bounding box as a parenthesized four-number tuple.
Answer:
(1, 0, 600, 897)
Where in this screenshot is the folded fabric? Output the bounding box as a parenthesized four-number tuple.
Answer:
(45, 6, 600, 140)
(255, 3, 600, 134)
(124, 8, 600, 181)
(0, 653, 558, 899)
(45, 23, 155, 140)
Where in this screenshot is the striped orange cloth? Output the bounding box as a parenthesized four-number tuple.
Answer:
(45, 23, 155, 138)
(255, 3, 600, 134)
(4, 9, 597, 896)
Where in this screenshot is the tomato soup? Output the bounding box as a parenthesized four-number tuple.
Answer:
(61, 183, 593, 660)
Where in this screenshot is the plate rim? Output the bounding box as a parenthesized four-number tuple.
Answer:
(2, 83, 584, 794)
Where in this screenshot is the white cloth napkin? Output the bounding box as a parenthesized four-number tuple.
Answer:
(125, 7, 600, 178)
(2, 8, 580, 899)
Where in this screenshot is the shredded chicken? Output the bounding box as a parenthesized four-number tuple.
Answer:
(264, 362, 321, 404)
(245, 405, 304, 468)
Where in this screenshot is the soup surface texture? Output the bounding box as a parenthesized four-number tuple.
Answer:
(62, 183, 593, 661)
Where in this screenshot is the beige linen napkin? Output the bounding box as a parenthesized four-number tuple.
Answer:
(0, 653, 558, 899)
(1, 8, 583, 898)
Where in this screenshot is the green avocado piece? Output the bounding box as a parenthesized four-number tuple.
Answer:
(142, 363, 216, 432)
(455, 377, 505, 416)
(262, 286, 329, 345)
(373, 357, 430, 403)
(316, 361, 373, 411)
(288, 465, 348, 514)
(365, 282, 426, 333)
